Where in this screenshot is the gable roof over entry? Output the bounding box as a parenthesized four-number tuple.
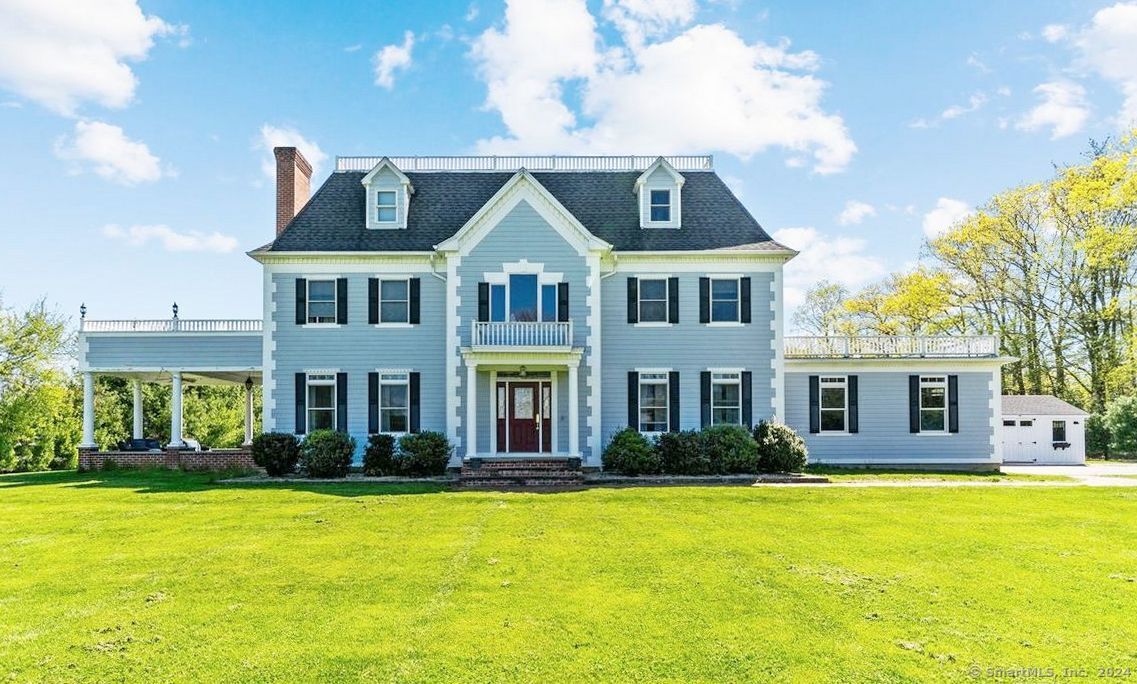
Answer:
(261, 170, 792, 254)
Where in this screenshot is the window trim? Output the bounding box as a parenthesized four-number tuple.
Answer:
(636, 276, 671, 325)
(918, 375, 949, 435)
(375, 189, 398, 225)
(1051, 420, 1067, 444)
(710, 370, 743, 426)
(648, 188, 672, 224)
(637, 369, 670, 435)
(306, 372, 337, 432)
(376, 370, 410, 436)
(707, 276, 742, 325)
(376, 277, 411, 326)
(818, 375, 849, 434)
(306, 278, 338, 325)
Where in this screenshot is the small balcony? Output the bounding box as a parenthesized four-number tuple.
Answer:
(471, 321, 573, 349)
(785, 335, 999, 359)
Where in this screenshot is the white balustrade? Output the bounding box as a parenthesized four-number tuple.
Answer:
(335, 155, 714, 173)
(784, 335, 998, 358)
(80, 319, 263, 333)
(471, 321, 573, 348)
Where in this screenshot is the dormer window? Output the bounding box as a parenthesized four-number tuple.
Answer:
(649, 190, 671, 222)
(376, 191, 397, 223)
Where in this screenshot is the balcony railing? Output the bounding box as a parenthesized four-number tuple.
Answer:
(471, 321, 573, 348)
(80, 319, 263, 333)
(784, 335, 999, 359)
(335, 155, 714, 173)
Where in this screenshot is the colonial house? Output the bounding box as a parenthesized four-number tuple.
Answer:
(76, 150, 1010, 473)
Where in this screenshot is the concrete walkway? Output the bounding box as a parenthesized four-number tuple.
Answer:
(763, 462, 1137, 488)
(1001, 462, 1137, 487)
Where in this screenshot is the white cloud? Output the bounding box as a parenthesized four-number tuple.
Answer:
(102, 224, 238, 253)
(836, 200, 876, 226)
(466, 3, 480, 21)
(0, 0, 180, 116)
(921, 197, 971, 239)
(1015, 80, 1090, 139)
(773, 226, 886, 311)
(54, 120, 166, 184)
(470, 0, 856, 174)
(966, 53, 990, 73)
(941, 92, 987, 120)
(1042, 24, 1068, 43)
(256, 124, 327, 180)
(344, 44, 362, 53)
(1071, 2, 1137, 126)
(373, 31, 415, 90)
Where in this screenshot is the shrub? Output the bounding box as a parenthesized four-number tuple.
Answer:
(397, 431, 452, 477)
(1086, 413, 1110, 458)
(602, 428, 660, 475)
(656, 430, 710, 475)
(753, 420, 808, 473)
(299, 430, 355, 478)
(363, 434, 398, 476)
(250, 432, 301, 476)
(1104, 395, 1137, 456)
(701, 424, 759, 474)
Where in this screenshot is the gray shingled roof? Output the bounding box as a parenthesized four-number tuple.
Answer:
(1002, 395, 1089, 416)
(263, 171, 791, 253)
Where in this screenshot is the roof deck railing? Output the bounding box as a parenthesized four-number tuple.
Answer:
(80, 319, 263, 333)
(334, 155, 714, 173)
(784, 335, 999, 359)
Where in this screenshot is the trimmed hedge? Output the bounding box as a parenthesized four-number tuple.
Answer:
(250, 432, 300, 476)
(299, 430, 355, 478)
(656, 430, 710, 475)
(362, 434, 398, 476)
(602, 428, 660, 475)
(701, 425, 759, 474)
(602, 423, 808, 476)
(753, 420, 808, 473)
(397, 432, 452, 477)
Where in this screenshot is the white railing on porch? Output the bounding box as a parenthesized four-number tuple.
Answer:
(335, 155, 714, 173)
(80, 319, 263, 333)
(784, 335, 998, 358)
(472, 321, 573, 348)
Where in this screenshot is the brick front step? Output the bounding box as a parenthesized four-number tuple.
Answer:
(460, 457, 583, 487)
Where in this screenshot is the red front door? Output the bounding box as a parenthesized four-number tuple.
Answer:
(497, 380, 552, 453)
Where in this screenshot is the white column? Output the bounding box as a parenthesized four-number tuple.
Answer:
(169, 371, 184, 448)
(243, 381, 254, 446)
(465, 362, 477, 459)
(81, 372, 96, 448)
(132, 380, 144, 440)
(568, 364, 580, 457)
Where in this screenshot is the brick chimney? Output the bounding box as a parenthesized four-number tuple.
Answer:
(274, 146, 313, 236)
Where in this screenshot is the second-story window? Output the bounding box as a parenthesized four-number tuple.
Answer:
(376, 190, 397, 223)
(541, 284, 558, 322)
(649, 189, 671, 222)
(307, 280, 337, 324)
(638, 278, 668, 323)
(380, 280, 409, 323)
(711, 278, 740, 322)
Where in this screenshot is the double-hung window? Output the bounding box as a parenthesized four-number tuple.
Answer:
(307, 373, 336, 431)
(379, 279, 409, 323)
(638, 372, 669, 433)
(711, 372, 742, 425)
(710, 278, 740, 322)
(307, 280, 337, 324)
(819, 376, 848, 432)
(1052, 420, 1067, 443)
(649, 189, 671, 222)
(376, 190, 397, 224)
(379, 372, 409, 433)
(541, 284, 558, 322)
(919, 376, 948, 432)
(638, 278, 668, 323)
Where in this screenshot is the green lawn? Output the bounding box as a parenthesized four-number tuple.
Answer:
(2, 470, 1135, 682)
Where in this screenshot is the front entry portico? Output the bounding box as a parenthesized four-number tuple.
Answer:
(496, 376, 553, 454)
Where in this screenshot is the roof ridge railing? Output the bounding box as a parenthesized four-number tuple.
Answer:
(334, 155, 714, 173)
(784, 335, 999, 358)
(80, 319, 263, 333)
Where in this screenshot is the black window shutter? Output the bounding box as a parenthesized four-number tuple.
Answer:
(808, 375, 820, 434)
(627, 371, 639, 429)
(409, 278, 421, 325)
(368, 278, 379, 325)
(700, 371, 711, 427)
(848, 375, 859, 434)
(909, 375, 920, 433)
(741, 371, 753, 429)
(627, 277, 638, 324)
(368, 372, 379, 434)
(336, 278, 348, 325)
(699, 277, 710, 324)
(295, 372, 307, 434)
(740, 277, 752, 324)
(409, 372, 421, 433)
(668, 371, 680, 432)
(295, 278, 307, 325)
(667, 277, 679, 324)
(557, 282, 569, 322)
(336, 372, 348, 432)
(477, 283, 489, 322)
(948, 375, 959, 433)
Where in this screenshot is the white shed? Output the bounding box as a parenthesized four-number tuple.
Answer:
(1001, 395, 1088, 465)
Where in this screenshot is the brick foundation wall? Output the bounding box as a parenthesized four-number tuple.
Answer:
(78, 448, 259, 472)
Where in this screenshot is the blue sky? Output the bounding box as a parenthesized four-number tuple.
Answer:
(2, 0, 1136, 324)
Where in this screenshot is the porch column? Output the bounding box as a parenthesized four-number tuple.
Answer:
(80, 372, 96, 448)
(168, 371, 184, 448)
(243, 380, 254, 446)
(465, 362, 478, 458)
(132, 380, 144, 440)
(568, 365, 579, 457)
